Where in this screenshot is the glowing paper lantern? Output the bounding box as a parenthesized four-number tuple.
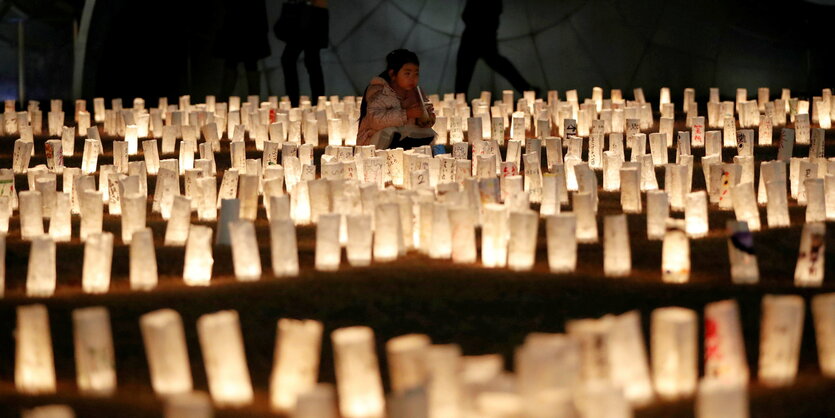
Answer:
(574, 382, 631, 418)
(684, 191, 708, 238)
(515, 334, 580, 416)
(26, 236, 56, 297)
(345, 214, 372, 266)
(646, 190, 669, 240)
(82, 231, 114, 294)
(661, 219, 690, 283)
(794, 222, 826, 287)
(573, 192, 598, 243)
(164, 392, 212, 418)
(270, 219, 299, 277)
(695, 379, 748, 418)
(546, 213, 577, 273)
(183, 225, 214, 286)
(331, 326, 386, 418)
(619, 167, 641, 213)
(604, 214, 631, 277)
(425, 344, 462, 418)
(294, 384, 339, 418)
(449, 207, 476, 263)
(164, 195, 192, 246)
(704, 300, 748, 383)
(812, 293, 835, 377)
(651, 307, 697, 399)
(316, 213, 342, 271)
(120, 193, 146, 244)
(758, 295, 804, 386)
(230, 220, 261, 281)
(130, 227, 158, 291)
(805, 178, 826, 223)
(140, 309, 192, 396)
(765, 180, 790, 228)
(270, 319, 323, 413)
(730, 182, 760, 231)
(49, 192, 71, 242)
(19, 190, 44, 240)
(481, 203, 507, 268)
(15, 304, 56, 394)
(197, 310, 254, 406)
(508, 210, 538, 271)
(72, 307, 116, 395)
(22, 405, 75, 418)
(387, 334, 431, 394)
(374, 203, 401, 262)
(603, 151, 623, 191)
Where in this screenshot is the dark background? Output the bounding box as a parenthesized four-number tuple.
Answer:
(1, 0, 834, 105)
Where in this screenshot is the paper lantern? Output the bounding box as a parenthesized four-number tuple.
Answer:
(684, 191, 708, 238)
(429, 203, 452, 259)
(603, 151, 623, 192)
(515, 334, 580, 415)
(82, 232, 114, 294)
(765, 180, 790, 228)
(646, 190, 668, 240)
(197, 177, 217, 221)
(604, 214, 631, 277)
(26, 236, 56, 297)
(730, 182, 760, 231)
(449, 207, 476, 263)
(696, 378, 748, 418)
(331, 326, 386, 418)
(22, 405, 75, 418)
(539, 173, 560, 216)
(129, 227, 158, 291)
(812, 293, 835, 377)
(508, 210, 538, 271)
(805, 178, 826, 223)
(574, 382, 631, 418)
(545, 213, 577, 274)
(48, 192, 71, 242)
(19, 190, 44, 240)
(425, 344, 462, 418)
(316, 213, 342, 271)
(374, 203, 402, 262)
(794, 222, 826, 287)
(566, 317, 613, 383)
(661, 219, 690, 283)
(230, 220, 262, 281)
(270, 219, 300, 277)
(238, 174, 259, 221)
(481, 203, 507, 268)
(72, 306, 116, 395)
(120, 193, 146, 244)
(15, 304, 56, 394)
(387, 334, 431, 394)
(294, 384, 339, 418)
(164, 195, 192, 246)
(827, 175, 835, 220)
(573, 192, 598, 243)
(606, 311, 654, 405)
(183, 225, 214, 286)
(344, 214, 372, 266)
(651, 307, 697, 399)
(269, 319, 323, 413)
(164, 392, 212, 418)
(197, 310, 254, 407)
(704, 300, 748, 383)
(758, 295, 804, 386)
(140, 309, 192, 396)
(726, 221, 759, 284)
(619, 167, 641, 213)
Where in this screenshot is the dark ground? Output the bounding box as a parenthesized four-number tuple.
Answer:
(0, 111, 832, 417)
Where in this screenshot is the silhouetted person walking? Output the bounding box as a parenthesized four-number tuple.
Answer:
(278, 0, 329, 106)
(455, 0, 535, 98)
(215, 0, 271, 98)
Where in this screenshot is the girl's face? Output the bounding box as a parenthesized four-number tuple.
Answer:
(389, 63, 419, 90)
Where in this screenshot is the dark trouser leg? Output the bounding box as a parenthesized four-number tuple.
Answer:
(303, 46, 325, 105)
(454, 31, 481, 97)
(243, 60, 260, 98)
(221, 59, 239, 100)
(281, 42, 304, 106)
(481, 41, 532, 93)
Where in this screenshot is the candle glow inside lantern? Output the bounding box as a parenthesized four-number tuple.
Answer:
(140, 309, 192, 396)
(684, 191, 709, 238)
(704, 300, 749, 383)
(727, 221, 759, 284)
(346, 214, 373, 266)
(758, 295, 804, 386)
(27, 236, 56, 297)
(197, 310, 254, 407)
(604, 214, 631, 277)
(546, 213, 577, 273)
(374, 203, 401, 262)
(270, 318, 323, 413)
(316, 213, 342, 271)
(72, 306, 116, 395)
(651, 307, 697, 399)
(15, 304, 56, 394)
(507, 210, 538, 271)
(449, 207, 477, 263)
(331, 326, 386, 418)
(662, 219, 690, 283)
(620, 167, 641, 213)
(82, 232, 114, 294)
(183, 225, 214, 286)
(812, 293, 835, 377)
(130, 228, 158, 291)
(730, 182, 760, 231)
(481, 203, 507, 268)
(19, 190, 44, 240)
(765, 180, 790, 228)
(794, 222, 826, 287)
(574, 192, 598, 243)
(230, 220, 261, 281)
(270, 219, 299, 277)
(646, 190, 669, 240)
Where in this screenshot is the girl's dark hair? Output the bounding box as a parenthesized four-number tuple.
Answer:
(359, 49, 420, 123)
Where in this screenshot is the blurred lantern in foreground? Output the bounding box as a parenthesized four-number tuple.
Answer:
(72, 306, 116, 395)
(704, 300, 748, 384)
(758, 295, 804, 386)
(695, 378, 748, 418)
(164, 391, 213, 418)
(16, 304, 56, 394)
(794, 222, 825, 287)
(270, 318, 323, 413)
(651, 307, 697, 399)
(813, 293, 835, 377)
(22, 405, 75, 418)
(140, 309, 193, 396)
(331, 326, 386, 418)
(197, 310, 253, 407)
(662, 219, 690, 283)
(183, 225, 214, 286)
